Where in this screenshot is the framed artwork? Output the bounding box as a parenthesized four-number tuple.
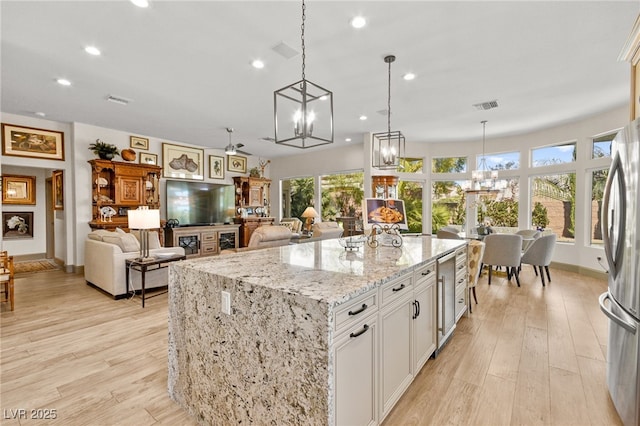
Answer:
(3, 211, 34, 239)
(1, 123, 64, 161)
(139, 152, 158, 165)
(162, 143, 204, 180)
(130, 136, 149, 150)
(52, 170, 64, 210)
(209, 155, 224, 179)
(227, 154, 247, 173)
(2, 174, 36, 205)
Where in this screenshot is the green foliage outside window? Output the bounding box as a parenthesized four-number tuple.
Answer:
(531, 201, 549, 229)
(320, 172, 364, 221)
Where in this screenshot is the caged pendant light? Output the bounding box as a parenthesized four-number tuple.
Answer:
(274, 0, 333, 148)
(466, 120, 501, 193)
(372, 55, 405, 170)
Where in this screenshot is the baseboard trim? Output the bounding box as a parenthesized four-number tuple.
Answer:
(550, 261, 607, 281)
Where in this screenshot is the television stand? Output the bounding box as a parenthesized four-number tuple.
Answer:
(165, 224, 240, 258)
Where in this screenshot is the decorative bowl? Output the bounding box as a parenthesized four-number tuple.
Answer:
(338, 235, 367, 251)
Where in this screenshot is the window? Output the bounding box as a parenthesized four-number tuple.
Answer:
(531, 142, 576, 167)
(398, 179, 423, 233)
(320, 171, 364, 221)
(531, 172, 576, 242)
(592, 132, 615, 159)
(399, 157, 423, 173)
(432, 157, 467, 173)
(474, 178, 520, 229)
(431, 180, 466, 232)
(479, 151, 520, 170)
(589, 168, 608, 245)
(281, 177, 314, 220)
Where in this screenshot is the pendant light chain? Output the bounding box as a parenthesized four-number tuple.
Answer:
(301, 0, 306, 81)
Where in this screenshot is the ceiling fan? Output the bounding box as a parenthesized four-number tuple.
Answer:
(221, 128, 251, 155)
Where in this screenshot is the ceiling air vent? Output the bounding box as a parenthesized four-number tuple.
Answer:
(272, 42, 299, 59)
(106, 95, 132, 106)
(473, 100, 498, 111)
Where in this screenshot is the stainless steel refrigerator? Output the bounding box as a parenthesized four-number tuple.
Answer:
(599, 117, 640, 426)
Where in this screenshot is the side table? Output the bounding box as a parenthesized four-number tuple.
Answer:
(125, 254, 186, 307)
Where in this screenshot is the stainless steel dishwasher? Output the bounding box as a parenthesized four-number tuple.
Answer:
(435, 251, 456, 354)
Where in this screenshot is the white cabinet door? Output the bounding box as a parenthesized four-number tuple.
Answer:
(413, 278, 436, 373)
(335, 316, 378, 426)
(380, 295, 414, 421)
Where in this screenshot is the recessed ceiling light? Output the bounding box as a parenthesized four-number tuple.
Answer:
(320, 95, 328, 101)
(251, 59, 264, 69)
(34, 112, 46, 117)
(130, 0, 149, 8)
(351, 16, 366, 29)
(56, 78, 71, 86)
(345, 138, 352, 142)
(359, 115, 367, 121)
(85, 46, 101, 56)
(403, 73, 416, 81)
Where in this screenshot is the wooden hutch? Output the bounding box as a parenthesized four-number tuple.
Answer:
(232, 176, 274, 247)
(89, 159, 161, 231)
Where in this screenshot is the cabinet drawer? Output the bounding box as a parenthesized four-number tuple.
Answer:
(201, 232, 217, 242)
(334, 289, 378, 332)
(380, 275, 413, 307)
(455, 286, 467, 319)
(201, 242, 218, 255)
(414, 262, 436, 288)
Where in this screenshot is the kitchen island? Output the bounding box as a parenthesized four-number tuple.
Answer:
(168, 235, 466, 425)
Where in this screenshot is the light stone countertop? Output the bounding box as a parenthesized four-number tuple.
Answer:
(173, 235, 466, 307)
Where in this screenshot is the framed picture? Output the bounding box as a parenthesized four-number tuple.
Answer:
(209, 155, 224, 179)
(3, 211, 34, 239)
(363, 198, 408, 230)
(227, 154, 247, 173)
(130, 136, 149, 150)
(162, 143, 204, 180)
(52, 170, 64, 210)
(2, 174, 36, 205)
(139, 152, 158, 165)
(2, 123, 64, 161)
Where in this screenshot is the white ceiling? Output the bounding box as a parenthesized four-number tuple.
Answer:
(1, 1, 638, 159)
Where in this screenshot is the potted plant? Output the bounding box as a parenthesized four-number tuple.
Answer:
(89, 139, 120, 160)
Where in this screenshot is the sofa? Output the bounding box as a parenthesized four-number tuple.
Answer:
(312, 221, 344, 240)
(84, 228, 185, 298)
(279, 217, 303, 238)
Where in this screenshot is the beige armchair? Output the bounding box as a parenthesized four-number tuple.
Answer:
(482, 234, 523, 286)
(280, 218, 303, 237)
(311, 221, 343, 240)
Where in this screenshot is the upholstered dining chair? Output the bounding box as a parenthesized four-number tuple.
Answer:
(436, 229, 461, 240)
(467, 240, 485, 313)
(481, 234, 523, 286)
(521, 234, 557, 286)
(515, 229, 541, 253)
(0, 251, 15, 311)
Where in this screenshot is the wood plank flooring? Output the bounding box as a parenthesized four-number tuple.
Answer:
(0, 266, 621, 425)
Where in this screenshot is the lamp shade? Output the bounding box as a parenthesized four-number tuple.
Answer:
(301, 206, 319, 218)
(128, 208, 160, 229)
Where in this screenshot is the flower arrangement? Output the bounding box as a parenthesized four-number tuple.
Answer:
(88, 139, 120, 160)
(6, 215, 28, 234)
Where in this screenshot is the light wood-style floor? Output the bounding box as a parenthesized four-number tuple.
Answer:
(1, 266, 621, 425)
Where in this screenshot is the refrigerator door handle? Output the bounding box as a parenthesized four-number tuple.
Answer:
(599, 292, 637, 334)
(602, 153, 626, 279)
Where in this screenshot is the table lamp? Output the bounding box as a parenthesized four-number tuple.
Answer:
(301, 206, 319, 234)
(128, 206, 160, 261)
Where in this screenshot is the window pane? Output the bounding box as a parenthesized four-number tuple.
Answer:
(400, 157, 423, 173)
(592, 133, 615, 159)
(531, 142, 576, 167)
(590, 168, 608, 245)
(531, 172, 576, 242)
(474, 179, 520, 230)
(432, 157, 467, 173)
(320, 171, 364, 222)
(281, 177, 314, 220)
(431, 180, 466, 232)
(480, 151, 520, 170)
(398, 179, 423, 233)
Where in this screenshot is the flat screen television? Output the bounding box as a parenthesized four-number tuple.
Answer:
(165, 180, 235, 226)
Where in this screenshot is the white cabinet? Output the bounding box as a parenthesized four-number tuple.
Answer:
(454, 246, 468, 321)
(379, 275, 414, 420)
(334, 290, 379, 426)
(413, 261, 437, 373)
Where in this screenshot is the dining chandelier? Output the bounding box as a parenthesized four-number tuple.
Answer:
(466, 120, 502, 194)
(274, 0, 333, 148)
(372, 55, 405, 170)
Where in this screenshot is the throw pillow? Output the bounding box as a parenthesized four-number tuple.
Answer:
(87, 229, 114, 241)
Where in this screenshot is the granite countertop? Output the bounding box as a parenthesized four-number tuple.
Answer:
(173, 236, 465, 307)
